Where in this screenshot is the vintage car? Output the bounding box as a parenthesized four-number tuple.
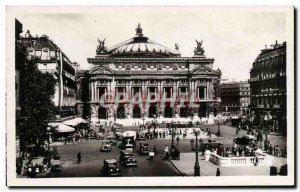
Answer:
(102, 159, 122, 177)
(50, 159, 62, 172)
(100, 140, 112, 152)
(138, 142, 150, 154)
(109, 139, 118, 146)
(125, 143, 134, 151)
(233, 135, 255, 146)
(119, 150, 138, 167)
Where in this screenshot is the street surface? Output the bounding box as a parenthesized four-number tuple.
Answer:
(47, 122, 286, 177)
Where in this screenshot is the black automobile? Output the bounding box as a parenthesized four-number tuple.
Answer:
(109, 139, 118, 146)
(138, 142, 150, 155)
(119, 150, 138, 167)
(100, 140, 112, 152)
(102, 159, 122, 177)
(233, 135, 255, 147)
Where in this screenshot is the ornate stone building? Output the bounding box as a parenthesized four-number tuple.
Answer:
(20, 31, 78, 119)
(76, 24, 221, 121)
(249, 41, 286, 135)
(220, 81, 250, 115)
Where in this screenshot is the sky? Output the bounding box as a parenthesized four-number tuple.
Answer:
(12, 7, 289, 81)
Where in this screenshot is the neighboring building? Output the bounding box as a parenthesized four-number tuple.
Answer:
(249, 41, 286, 135)
(15, 19, 27, 157)
(20, 30, 78, 119)
(220, 81, 250, 115)
(76, 24, 221, 122)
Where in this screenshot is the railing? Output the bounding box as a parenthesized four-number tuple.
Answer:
(209, 151, 273, 167)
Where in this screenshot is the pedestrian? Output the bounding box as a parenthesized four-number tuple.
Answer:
(164, 145, 169, 160)
(190, 138, 194, 150)
(153, 145, 157, 155)
(77, 152, 81, 164)
(216, 168, 221, 176)
(253, 155, 259, 166)
(176, 136, 180, 145)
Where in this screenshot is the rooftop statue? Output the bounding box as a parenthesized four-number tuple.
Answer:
(96, 38, 107, 54)
(194, 39, 205, 55)
(175, 43, 179, 51)
(135, 23, 143, 37)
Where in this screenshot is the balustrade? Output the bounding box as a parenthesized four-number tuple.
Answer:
(209, 151, 273, 167)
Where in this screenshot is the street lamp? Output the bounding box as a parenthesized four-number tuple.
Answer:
(46, 127, 51, 152)
(171, 120, 175, 148)
(194, 130, 200, 176)
(264, 114, 272, 142)
(153, 114, 156, 132)
(216, 114, 222, 137)
(142, 111, 145, 130)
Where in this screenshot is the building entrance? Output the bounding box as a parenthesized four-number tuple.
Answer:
(164, 105, 173, 118)
(198, 103, 207, 117)
(180, 106, 190, 117)
(149, 105, 156, 118)
(117, 105, 125, 119)
(133, 105, 141, 118)
(98, 106, 107, 119)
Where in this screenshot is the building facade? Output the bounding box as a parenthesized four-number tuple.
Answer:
(15, 19, 27, 157)
(20, 31, 78, 119)
(249, 41, 286, 135)
(220, 81, 250, 115)
(76, 24, 221, 121)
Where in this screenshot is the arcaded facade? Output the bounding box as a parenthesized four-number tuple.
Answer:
(76, 24, 221, 121)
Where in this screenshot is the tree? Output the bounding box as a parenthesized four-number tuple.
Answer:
(19, 58, 57, 147)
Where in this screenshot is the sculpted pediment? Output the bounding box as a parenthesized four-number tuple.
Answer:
(89, 67, 114, 74)
(192, 66, 214, 74)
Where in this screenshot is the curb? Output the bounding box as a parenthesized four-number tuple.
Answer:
(168, 159, 185, 176)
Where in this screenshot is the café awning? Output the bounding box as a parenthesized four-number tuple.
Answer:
(62, 117, 88, 127)
(56, 123, 75, 133)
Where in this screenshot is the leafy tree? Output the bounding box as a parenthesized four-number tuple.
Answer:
(19, 58, 57, 146)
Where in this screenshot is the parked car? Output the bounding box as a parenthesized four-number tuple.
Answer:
(109, 139, 118, 146)
(50, 159, 62, 173)
(102, 159, 122, 177)
(100, 140, 112, 152)
(138, 142, 150, 154)
(119, 150, 138, 167)
(233, 135, 256, 147)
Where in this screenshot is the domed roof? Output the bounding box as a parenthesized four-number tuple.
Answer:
(106, 23, 180, 57)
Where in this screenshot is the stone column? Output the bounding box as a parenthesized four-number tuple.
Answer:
(91, 81, 94, 101)
(112, 77, 115, 101)
(142, 80, 145, 101)
(160, 80, 163, 100)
